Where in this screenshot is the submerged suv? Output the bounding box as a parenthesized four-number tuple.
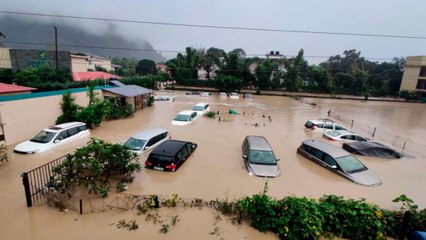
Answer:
(14, 122, 90, 154)
(145, 140, 198, 172)
(297, 139, 382, 186)
(123, 128, 170, 155)
(242, 135, 280, 177)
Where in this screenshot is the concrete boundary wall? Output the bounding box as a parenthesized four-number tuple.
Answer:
(0, 90, 102, 145)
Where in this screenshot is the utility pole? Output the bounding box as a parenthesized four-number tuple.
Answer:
(54, 26, 58, 70)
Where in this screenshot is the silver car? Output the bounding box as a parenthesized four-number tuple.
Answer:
(297, 139, 382, 186)
(242, 136, 280, 177)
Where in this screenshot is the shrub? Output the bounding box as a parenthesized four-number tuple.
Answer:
(399, 90, 417, 101)
(106, 102, 134, 120)
(206, 111, 216, 118)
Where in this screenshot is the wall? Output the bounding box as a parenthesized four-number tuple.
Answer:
(0, 48, 11, 69)
(9, 49, 71, 71)
(0, 90, 102, 145)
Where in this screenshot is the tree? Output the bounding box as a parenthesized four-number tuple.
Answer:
(283, 49, 304, 91)
(136, 59, 157, 76)
(255, 59, 278, 89)
(13, 65, 72, 87)
(166, 47, 200, 82)
(56, 91, 79, 124)
(214, 74, 243, 92)
(308, 66, 332, 92)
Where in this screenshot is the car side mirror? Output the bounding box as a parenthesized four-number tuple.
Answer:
(54, 139, 61, 143)
(242, 155, 247, 159)
(331, 165, 337, 169)
(144, 146, 151, 150)
(276, 158, 280, 161)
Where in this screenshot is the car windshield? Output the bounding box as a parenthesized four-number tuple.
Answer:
(124, 138, 146, 150)
(174, 114, 190, 121)
(248, 150, 276, 165)
(335, 155, 367, 173)
(30, 131, 56, 143)
(230, 93, 238, 96)
(192, 106, 204, 111)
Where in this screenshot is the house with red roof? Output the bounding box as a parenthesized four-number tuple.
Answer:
(72, 71, 122, 82)
(0, 83, 36, 96)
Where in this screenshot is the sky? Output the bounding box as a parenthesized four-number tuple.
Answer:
(2, 0, 426, 64)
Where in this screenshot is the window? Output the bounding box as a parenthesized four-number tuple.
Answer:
(419, 67, 426, 77)
(146, 138, 155, 147)
(78, 125, 88, 132)
(416, 79, 426, 90)
(312, 149, 324, 160)
(68, 127, 78, 137)
(56, 131, 69, 141)
(323, 154, 337, 166)
(303, 144, 313, 153)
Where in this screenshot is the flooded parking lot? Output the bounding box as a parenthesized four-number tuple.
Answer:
(1, 91, 425, 239)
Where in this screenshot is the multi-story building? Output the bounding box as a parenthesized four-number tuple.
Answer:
(400, 56, 426, 97)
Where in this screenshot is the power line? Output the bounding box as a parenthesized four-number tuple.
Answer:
(1, 10, 426, 40)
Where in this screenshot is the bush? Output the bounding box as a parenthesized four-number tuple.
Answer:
(51, 138, 141, 197)
(205, 111, 216, 118)
(399, 90, 417, 101)
(106, 102, 134, 120)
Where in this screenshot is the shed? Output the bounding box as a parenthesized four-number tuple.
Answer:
(102, 83, 153, 111)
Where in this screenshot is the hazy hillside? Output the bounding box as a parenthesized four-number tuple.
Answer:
(0, 16, 166, 62)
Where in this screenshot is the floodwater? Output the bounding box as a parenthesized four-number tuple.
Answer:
(1, 91, 425, 240)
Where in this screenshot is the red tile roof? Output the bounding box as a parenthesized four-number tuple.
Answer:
(73, 72, 122, 81)
(0, 83, 37, 94)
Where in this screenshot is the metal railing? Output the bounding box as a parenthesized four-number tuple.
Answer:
(21, 154, 68, 207)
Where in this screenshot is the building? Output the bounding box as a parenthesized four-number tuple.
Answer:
(0, 48, 12, 69)
(9, 49, 71, 71)
(0, 83, 36, 96)
(102, 81, 153, 111)
(72, 72, 122, 82)
(71, 54, 113, 72)
(400, 56, 426, 97)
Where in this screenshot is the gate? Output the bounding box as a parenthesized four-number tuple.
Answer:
(21, 154, 68, 207)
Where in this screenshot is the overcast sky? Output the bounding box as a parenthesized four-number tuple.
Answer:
(2, 0, 426, 64)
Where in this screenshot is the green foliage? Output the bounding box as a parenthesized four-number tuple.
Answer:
(56, 91, 79, 124)
(255, 59, 279, 89)
(214, 74, 243, 92)
(319, 195, 385, 240)
(12, 65, 73, 87)
(238, 194, 279, 232)
(206, 111, 216, 118)
(0, 144, 8, 163)
(399, 90, 417, 101)
(147, 96, 155, 107)
(0, 69, 14, 84)
(51, 138, 141, 197)
(120, 75, 157, 89)
(111, 57, 137, 77)
(117, 219, 139, 231)
(136, 59, 158, 76)
(105, 102, 134, 120)
(283, 49, 304, 92)
(76, 101, 109, 128)
(164, 194, 180, 207)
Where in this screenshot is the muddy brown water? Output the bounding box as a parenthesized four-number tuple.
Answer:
(1, 91, 425, 239)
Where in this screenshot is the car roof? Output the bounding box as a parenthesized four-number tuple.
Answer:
(46, 122, 86, 132)
(151, 140, 189, 157)
(246, 135, 272, 151)
(344, 141, 389, 150)
(131, 128, 168, 140)
(302, 139, 350, 158)
(178, 110, 196, 115)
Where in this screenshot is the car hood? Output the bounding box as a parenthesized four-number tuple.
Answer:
(248, 163, 280, 177)
(347, 169, 382, 187)
(14, 140, 48, 153)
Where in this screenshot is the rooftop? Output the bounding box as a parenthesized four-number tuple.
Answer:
(0, 83, 36, 94)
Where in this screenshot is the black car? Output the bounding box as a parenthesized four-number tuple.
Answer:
(342, 141, 402, 159)
(145, 140, 197, 171)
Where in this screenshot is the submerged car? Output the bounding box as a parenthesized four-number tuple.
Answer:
(229, 92, 239, 99)
(323, 130, 369, 142)
(191, 103, 210, 116)
(342, 141, 402, 159)
(304, 119, 347, 133)
(297, 139, 382, 186)
(154, 96, 175, 102)
(218, 92, 227, 98)
(14, 122, 90, 154)
(171, 110, 198, 126)
(242, 135, 280, 177)
(123, 128, 170, 155)
(145, 140, 198, 172)
(243, 93, 253, 99)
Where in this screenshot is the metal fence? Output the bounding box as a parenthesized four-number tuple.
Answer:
(21, 154, 68, 207)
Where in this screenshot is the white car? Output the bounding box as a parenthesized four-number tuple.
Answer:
(304, 119, 347, 133)
(14, 122, 90, 154)
(229, 92, 239, 99)
(323, 130, 369, 142)
(200, 92, 210, 97)
(218, 92, 227, 98)
(191, 103, 210, 116)
(154, 95, 175, 102)
(123, 128, 170, 155)
(171, 110, 198, 126)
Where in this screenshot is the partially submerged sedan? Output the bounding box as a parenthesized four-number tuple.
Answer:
(297, 139, 382, 186)
(242, 135, 280, 177)
(145, 140, 197, 172)
(323, 130, 369, 142)
(342, 141, 402, 159)
(171, 110, 198, 126)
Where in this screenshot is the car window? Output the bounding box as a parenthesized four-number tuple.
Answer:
(68, 127, 79, 137)
(355, 136, 367, 141)
(312, 149, 324, 160)
(185, 143, 193, 152)
(324, 124, 333, 130)
(335, 155, 366, 173)
(30, 131, 57, 143)
(146, 138, 155, 147)
(302, 144, 313, 153)
(124, 138, 146, 150)
(205, 104, 209, 110)
(335, 125, 346, 130)
(341, 135, 354, 140)
(180, 145, 189, 157)
(78, 125, 88, 132)
(323, 154, 337, 166)
(56, 130, 69, 141)
(174, 114, 190, 121)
